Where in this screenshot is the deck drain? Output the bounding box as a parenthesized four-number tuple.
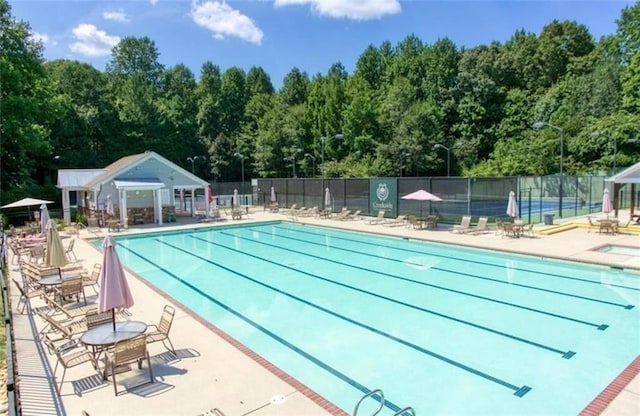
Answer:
(271, 394, 287, 405)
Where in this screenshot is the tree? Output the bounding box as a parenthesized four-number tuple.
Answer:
(0, 0, 53, 198)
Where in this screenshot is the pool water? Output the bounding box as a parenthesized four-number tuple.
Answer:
(105, 222, 640, 415)
(597, 244, 640, 257)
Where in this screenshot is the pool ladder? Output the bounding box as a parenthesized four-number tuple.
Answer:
(353, 389, 416, 416)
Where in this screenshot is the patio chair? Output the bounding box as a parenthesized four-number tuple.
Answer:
(335, 209, 353, 221)
(367, 210, 385, 225)
(145, 305, 176, 355)
(106, 334, 154, 395)
(423, 215, 439, 230)
(614, 218, 632, 234)
(82, 263, 102, 295)
(13, 278, 44, 314)
(28, 245, 46, 264)
(64, 239, 77, 262)
(494, 219, 504, 236)
(502, 222, 518, 238)
(452, 216, 472, 233)
(56, 277, 87, 305)
(406, 215, 420, 230)
(382, 215, 407, 227)
(36, 309, 85, 343)
(85, 309, 114, 330)
(9, 242, 30, 265)
(43, 337, 97, 395)
(521, 223, 535, 238)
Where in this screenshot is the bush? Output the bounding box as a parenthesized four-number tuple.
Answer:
(75, 213, 88, 226)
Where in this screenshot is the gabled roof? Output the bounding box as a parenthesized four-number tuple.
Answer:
(605, 161, 640, 184)
(58, 169, 105, 188)
(84, 152, 149, 189)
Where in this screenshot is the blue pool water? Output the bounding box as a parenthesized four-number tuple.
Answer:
(102, 222, 640, 415)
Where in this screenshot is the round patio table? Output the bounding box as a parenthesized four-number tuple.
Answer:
(80, 320, 147, 348)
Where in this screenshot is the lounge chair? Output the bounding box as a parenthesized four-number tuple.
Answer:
(452, 216, 472, 233)
(368, 210, 385, 225)
(13, 278, 44, 314)
(383, 215, 407, 227)
(43, 294, 97, 321)
(469, 216, 489, 234)
(344, 210, 362, 221)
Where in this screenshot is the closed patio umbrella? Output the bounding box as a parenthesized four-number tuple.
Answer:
(506, 191, 519, 219)
(324, 188, 332, 211)
(40, 204, 50, 235)
(105, 195, 114, 217)
(45, 219, 68, 269)
(98, 236, 134, 331)
(232, 189, 239, 207)
(270, 186, 277, 204)
(602, 189, 613, 218)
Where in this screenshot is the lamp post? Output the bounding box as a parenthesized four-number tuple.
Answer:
(399, 152, 412, 177)
(433, 144, 450, 177)
(291, 148, 302, 178)
(320, 134, 343, 209)
(187, 156, 201, 173)
(533, 121, 564, 217)
(304, 153, 316, 177)
(234, 152, 244, 203)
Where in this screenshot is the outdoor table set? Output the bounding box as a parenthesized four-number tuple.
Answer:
(597, 218, 619, 234)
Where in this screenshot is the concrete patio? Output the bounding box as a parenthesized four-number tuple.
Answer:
(6, 209, 640, 415)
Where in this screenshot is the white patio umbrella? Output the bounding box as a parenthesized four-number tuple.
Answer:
(401, 189, 443, 218)
(270, 186, 277, 204)
(2, 198, 53, 222)
(40, 204, 50, 235)
(602, 189, 613, 218)
(324, 188, 332, 211)
(506, 191, 519, 219)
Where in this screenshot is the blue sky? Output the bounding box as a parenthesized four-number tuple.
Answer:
(10, 0, 635, 88)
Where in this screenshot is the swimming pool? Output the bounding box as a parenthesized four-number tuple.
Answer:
(107, 222, 640, 415)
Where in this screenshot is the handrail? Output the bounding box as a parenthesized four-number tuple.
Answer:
(392, 407, 416, 416)
(76, 222, 102, 239)
(353, 388, 385, 416)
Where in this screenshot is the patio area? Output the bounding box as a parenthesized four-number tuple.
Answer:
(5, 209, 639, 415)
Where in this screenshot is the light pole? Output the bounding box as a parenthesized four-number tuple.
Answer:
(291, 148, 302, 178)
(187, 156, 201, 173)
(304, 153, 316, 177)
(320, 134, 343, 209)
(533, 121, 564, 217)
(590, 131, 618, 173)
(234, 152, 244, 204)
(399, 152, 412, 177)
(433, 144, 450, 177)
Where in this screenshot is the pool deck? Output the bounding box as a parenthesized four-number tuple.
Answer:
(6, 210, 640, 416)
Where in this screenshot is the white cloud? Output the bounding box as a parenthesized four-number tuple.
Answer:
(191, 1, 263, 45)
(103, 9, 130, 23)
(69, 23, 120, 57)
(150, 0, 159, 5)
(30, 31, 50, 44)
(274, 0, 401, 20)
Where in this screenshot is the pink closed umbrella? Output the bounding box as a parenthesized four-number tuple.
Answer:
(602, 189, 613, 218)
(98, 235, 134, 331)
(506, 191, 519, 219)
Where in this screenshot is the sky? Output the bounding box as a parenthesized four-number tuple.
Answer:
(10, 0, 636, 88)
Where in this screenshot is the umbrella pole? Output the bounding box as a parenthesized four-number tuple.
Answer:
(112, 309, 116, 331)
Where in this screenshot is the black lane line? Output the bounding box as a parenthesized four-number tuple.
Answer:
(193, 234, 576, 360)
(274, 223, 640, 294)
(249, 225, 632, 311)
(222, 228, 610, 331)
(157, 238, 532, 397)
(117, 245, 404, 414)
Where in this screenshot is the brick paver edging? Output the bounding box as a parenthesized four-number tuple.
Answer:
(579, 355, 640, 416)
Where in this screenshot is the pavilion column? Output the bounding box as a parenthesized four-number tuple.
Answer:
(191, 191, 196, 217)
(119, 189, 128, 226)
(62, 190, 71, 223)
(155, 189, 163, 225)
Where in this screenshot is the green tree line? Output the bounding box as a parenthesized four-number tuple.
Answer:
(1, 0, 639, 204)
